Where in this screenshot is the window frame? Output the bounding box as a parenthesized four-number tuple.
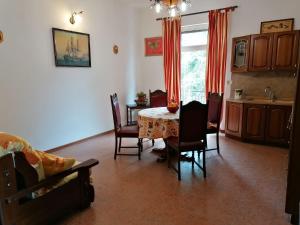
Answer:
(181, 29, 209, 52)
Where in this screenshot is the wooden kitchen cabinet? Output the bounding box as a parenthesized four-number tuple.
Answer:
(232, 30, 300, 73)
(265, 105, 292, 145)
(225, 102, 243, 138)
(272, 31, 299, 71)
(249, 34, 273, 72)
(242, 104, 266, 142)
(231, 36, 251, 72)
(225, 101, 292, 146)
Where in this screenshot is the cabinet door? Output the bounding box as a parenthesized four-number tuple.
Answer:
(225, 102, 243, 137)
(243, 104, 266, 142)
(249, 34, 273, 72)
(265, 105, 292, 146)
(272, 31, 299, 71)
(231, 36, 251, 73)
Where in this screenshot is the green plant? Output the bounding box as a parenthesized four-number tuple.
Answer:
(136, 91, 146, 98)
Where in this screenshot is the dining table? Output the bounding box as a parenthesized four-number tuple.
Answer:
(138, 107, 179, 162)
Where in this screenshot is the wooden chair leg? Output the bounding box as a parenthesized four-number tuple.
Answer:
(140, 138, 143, 152)
(204, 135, 208, 148)
(178, 151, 181, 181)
(192, 150, 195, 169)
(114, 136, 118, 160)
(138, 139, 141, 160)
(203, 149, 206, 178)
(291, 213, 299, 225)
(152, 139, 155, 146)
(216, 132, 220, 154)
(118, 137, 122, 152)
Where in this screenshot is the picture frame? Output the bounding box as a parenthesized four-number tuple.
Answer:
(260, 18, 294, 34)
(145, 37, 163, 56)
(52, 28, 91, 67)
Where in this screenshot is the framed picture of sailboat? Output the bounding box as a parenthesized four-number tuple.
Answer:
(52, 28, 91, 67)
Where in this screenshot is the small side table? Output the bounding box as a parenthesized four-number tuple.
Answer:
(126, 104, 150, 125)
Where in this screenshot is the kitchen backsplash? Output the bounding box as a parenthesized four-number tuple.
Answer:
(231, 71, 297, 99)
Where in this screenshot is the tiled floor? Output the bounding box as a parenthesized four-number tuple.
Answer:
(54, 133, 290, 225)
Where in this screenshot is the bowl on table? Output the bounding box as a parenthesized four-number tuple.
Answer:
(167, 106, 179, 113)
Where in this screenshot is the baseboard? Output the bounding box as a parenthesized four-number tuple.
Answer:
(47, 130, 114, 153)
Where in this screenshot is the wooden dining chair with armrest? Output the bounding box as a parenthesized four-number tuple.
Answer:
(166, 101, 208, 181)
(149, 89, 168, 146)
(206, 92, 224, 154)
(110, 93, 143, 160)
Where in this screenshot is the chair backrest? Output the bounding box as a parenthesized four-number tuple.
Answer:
(207, 92, 224, 127)
(149, 89, 168, 108)
(179, 101, 208, 143)
(110, 93, 122, 131)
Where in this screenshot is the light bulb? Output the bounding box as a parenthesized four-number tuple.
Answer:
(180, 1, 187, 12)
(74, 14, 82, 23)
(155, 3, 161, 13)
(169, 7, 177, 17)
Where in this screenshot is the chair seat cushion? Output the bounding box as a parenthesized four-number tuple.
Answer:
(167, 136, 205, 152)
(117, 125, 139, 137)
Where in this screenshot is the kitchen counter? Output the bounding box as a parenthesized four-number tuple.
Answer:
(227, 98, 294, 106)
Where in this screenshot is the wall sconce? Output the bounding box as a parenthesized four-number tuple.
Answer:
(0, 31, 3, 43)
(69, 11, 84, 25)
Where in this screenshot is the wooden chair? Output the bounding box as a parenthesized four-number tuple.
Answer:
(149, 89, 168, 108)
(0, 152, 98, 225)
(110, 93, 143, 160)
(166, 101, 208, 181)
(149, 90, 168, 146)
(206, 92, 224, 154)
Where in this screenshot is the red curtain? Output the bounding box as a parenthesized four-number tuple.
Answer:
(162, 18, 181, 104)
(205, 10, 229, 96)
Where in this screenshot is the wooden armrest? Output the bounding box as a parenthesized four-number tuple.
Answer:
(2, 159, 99, 203)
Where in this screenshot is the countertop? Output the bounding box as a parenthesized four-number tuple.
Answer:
(227, 98, 294, 106)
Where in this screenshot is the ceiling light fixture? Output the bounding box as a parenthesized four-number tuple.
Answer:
(69, 11, 84, 25)
(150, 0, 191, 18)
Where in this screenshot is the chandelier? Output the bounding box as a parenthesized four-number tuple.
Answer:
(150, 0, 192, 17)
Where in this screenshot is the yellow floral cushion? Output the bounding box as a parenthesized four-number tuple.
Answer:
(0, 132, 76, 180)
(35, 151, 76, 177)
(0, 132, 45, 181)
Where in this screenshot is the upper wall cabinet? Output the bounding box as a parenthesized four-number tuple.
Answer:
(249, 34, 273, 72)
(272, 31, 299, 71)
(231, 31, 300, 73)
(231, 36, 251, 73)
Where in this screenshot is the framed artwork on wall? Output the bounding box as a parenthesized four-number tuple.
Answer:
(145, 37, 163, 56)
(260, 18, 294, 34)
(52, 28, 91, 67)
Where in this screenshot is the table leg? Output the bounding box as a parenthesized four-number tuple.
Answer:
(130, 109, 133, 125)
(152, 139, 167, 163)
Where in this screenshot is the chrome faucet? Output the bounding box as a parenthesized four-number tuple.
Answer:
(264, 86, 276, 101)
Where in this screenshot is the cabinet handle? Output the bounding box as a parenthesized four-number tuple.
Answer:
(295, 64, 298, 68)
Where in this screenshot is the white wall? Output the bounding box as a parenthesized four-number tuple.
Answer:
(136, 0, 300, 98)
(0, 0, 139, 150)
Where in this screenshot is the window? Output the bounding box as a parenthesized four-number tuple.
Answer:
(181, 30, 208, 104)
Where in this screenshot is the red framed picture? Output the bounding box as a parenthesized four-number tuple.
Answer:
(145, 37, 163, 56)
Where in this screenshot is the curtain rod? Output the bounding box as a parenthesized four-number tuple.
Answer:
(156, 5, 238, 21)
